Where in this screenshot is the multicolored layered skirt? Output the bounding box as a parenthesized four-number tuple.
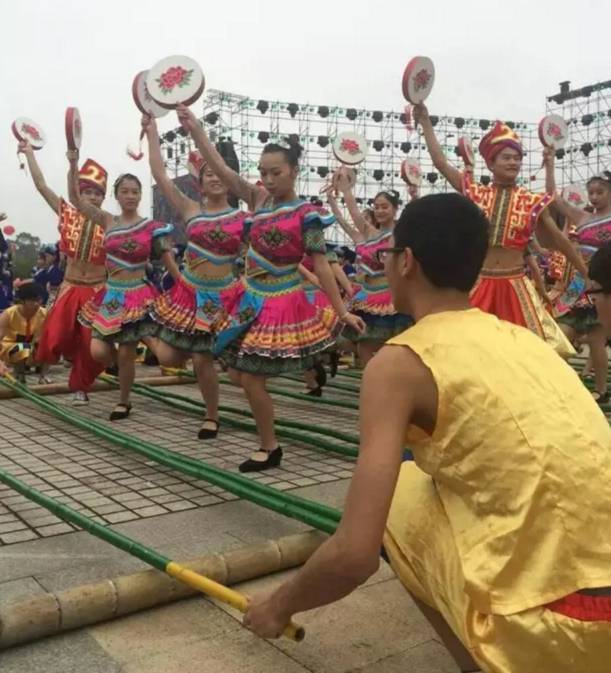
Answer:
(553, 269, 600, 334)
(214, 271, 336, 375)
(470, 267, 575, 357)
(151, 269, 241, 353)
(343, 276, 413, 343)
(303, 281, 341, 338)
(78, 277, 159, 344)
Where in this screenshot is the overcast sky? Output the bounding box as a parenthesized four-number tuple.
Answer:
(1, 0, 609, 242)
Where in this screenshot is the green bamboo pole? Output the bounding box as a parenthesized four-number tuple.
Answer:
(0, 465, 306, 641)
(107, 377, 361, 447)
(0, 378, 341, 532)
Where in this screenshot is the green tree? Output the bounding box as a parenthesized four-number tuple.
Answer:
(12, 232, 41, 280)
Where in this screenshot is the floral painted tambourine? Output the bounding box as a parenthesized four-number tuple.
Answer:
(561, 183, 587, 208)
(146, 56, 205, 110)
(65, 107, 82, 151)
(132, 70, 170, 118)
(457, 136, 475, 167)
(538, 114, 568, 150)
(11, 117, 46, 150)
(400, 158, 422, 186)
(332, 132, 368, 165)
(402, 56, 435, 104)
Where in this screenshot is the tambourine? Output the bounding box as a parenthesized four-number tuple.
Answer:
(146, 56, 205, 109)
(65, 107, 82, 151)
(457, 136, 475, 166)
(132, 70, 170, 118)
(538, 114, 568, 150)
(400, 158, 422, 186)
(332, 132, 368, 165)
(11, 117, 46, 149)
(561, 183, 587, 208)
(402, 56, 435, 104)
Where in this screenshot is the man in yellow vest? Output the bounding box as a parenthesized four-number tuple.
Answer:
(0, 282, 48, 383)
(244, 193, 611, 673)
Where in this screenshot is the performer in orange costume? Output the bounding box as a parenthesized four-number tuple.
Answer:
(20, 142, 107, 404)
(414, 109, 586, 355)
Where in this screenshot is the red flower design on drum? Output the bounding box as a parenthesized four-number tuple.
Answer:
(21, 123, 41, 141)
(546, 122, 564, 141)
(413, 68, 431, 92)
(567, 192, 583, 205)
(156, 66, 193, 95)
(340, 138, 361, 155)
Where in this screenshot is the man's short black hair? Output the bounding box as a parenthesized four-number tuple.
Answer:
(393, 193, 489, 292)
(16, 282, 45, 302)
(589, 242, 611, 293)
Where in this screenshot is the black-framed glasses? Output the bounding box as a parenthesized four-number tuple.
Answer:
(375, 247, 405, 264)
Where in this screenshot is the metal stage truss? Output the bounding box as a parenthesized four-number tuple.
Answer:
(546, 79, 611, 188)
(155, 88, 585, 244)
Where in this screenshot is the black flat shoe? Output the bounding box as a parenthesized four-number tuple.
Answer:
(198, 418, 219, 440)
(305, 386, 322, 397)
(239, 447, 283, 473)
(109, 403, 132, 421)
(592, 391, 610, 406)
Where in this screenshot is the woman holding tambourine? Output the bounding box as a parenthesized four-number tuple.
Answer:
(142, 114, 249, 440)
(69, 154, 178, 421)
(414, 102, 585, 356)
(547, 166, 611, 404)
(329, 168, 415, 366)
(176, 104, 365, 472)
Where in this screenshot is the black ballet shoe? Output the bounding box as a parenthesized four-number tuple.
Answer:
(109, 403, 132, 421)
(305, 386, 322, 397)
(198, 418, 219, 440)
(314, 361, 327, 388)
(239, 447, 283, 473)
(329, 352, 339, 378)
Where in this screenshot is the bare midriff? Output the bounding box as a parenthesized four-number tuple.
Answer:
(483, 246, 524, 271)
(64, 258, 107, 285)
(188, 259, 235, 279)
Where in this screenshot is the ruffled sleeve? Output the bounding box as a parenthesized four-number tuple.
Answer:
(301, 204, 335, 255)
(151, 220, 174, 257)
(151, 221, 174, 238)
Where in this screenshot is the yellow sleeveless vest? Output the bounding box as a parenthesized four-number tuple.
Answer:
(387, 308, 611, 614)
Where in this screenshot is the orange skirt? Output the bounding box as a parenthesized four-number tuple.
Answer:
(470, 268, 574, 358)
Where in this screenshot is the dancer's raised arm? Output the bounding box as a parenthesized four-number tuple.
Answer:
(413, 103, 462, 192)
(324, 187, 362, 243)
(176, 104, 262, 210)
(143, 114, 199, 222)
(333, 168, 377, 240)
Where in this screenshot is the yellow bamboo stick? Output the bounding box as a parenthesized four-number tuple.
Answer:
(165, 561, 305, 642)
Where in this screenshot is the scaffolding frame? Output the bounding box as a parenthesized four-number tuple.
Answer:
(158, 89, 545, 244)
(546, 80, 611, 187)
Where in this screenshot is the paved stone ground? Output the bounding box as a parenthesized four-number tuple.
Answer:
(0, 357, 607, 672)
(0, 366, 357, 547)
(0, 363, 457, 672)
